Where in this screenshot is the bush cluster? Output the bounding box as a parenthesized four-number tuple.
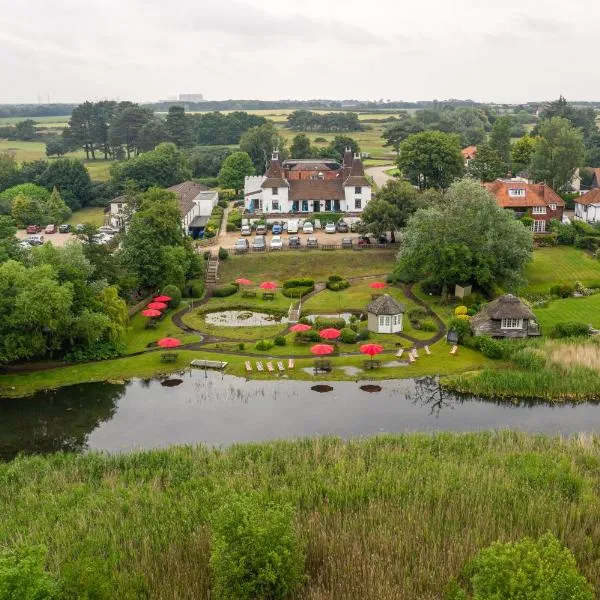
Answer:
(282, 286, 313, 299)
(549, 284, 574, 298)
(274, 336, 287, 346)
(255, 339, 275, 351)
(282, 278, 315, 299)
(314, 316, 346, 330)
(295, 330, 321, 343)
(339, 328, 357, 344)
(550, 322, 590, 338)
(213, 283, 238, 298)
(448, 317, 472, 344)
(161, 284, 182, 309)
(218, 247, 229, 260)
(326, 275, 350, 291)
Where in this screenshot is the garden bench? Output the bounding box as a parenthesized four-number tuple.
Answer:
(363, 360, 381, 370)
(262, 292, 275, 301)
(160, 352, 178, 363)
(314, 359, 332, 373)
(242, 290, 257, 298)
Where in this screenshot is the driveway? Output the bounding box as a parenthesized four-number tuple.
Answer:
(366, 164, 394, 189)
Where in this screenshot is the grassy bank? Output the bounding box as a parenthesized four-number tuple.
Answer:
(1, 433, 600, 598)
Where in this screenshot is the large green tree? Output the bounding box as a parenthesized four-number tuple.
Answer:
(489, 116, 512, 166)
(240, 123, 287, 174)
(37, 158, 93, 210)
(108, 103, 154, 158)
(0, 183, 50, 216)
(166, 106, 193, 148)
(398, 131, 464, 190)
(0, 153, 21, 193)
(397, 178, 533, 294)
(468, 145, 506, 182)
(376, 179, 424, 228)
(530, 117, 585, 191)
(217, 152, 255, 194)
(511, 135, 537, 173)
(359, 200, 401, 242)
(290, 134, 313, 158)
(0, 216, 19, 263)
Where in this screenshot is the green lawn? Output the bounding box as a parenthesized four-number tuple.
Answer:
(65, 206, 107, 227)
(534, 294, 600, 331)
(522, 247, 600, 294)
(181, 309, 287, 340)
(218, 251, 397, 284)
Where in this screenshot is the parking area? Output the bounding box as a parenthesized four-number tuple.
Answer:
(221, 229, 361, 250)
(16, 229, 76, 247)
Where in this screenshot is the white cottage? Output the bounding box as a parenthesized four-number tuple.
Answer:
(574, 189, 600, 225)
(366, 295, 405, 334)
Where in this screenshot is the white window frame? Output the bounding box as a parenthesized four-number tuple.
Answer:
(532, 206, 546, 215)
(549, 203, 557, 211)
(532, 220, 546, 233)
(379, 316, 385, 327)
(508, 188, 526, 197)
(384, 316, 391, 326)
(501, 318, 523, 330)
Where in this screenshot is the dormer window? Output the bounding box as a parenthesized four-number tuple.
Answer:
(549, 203, 557, 211)
(532, 206, 546, 215)
(508, 188, 525, 197)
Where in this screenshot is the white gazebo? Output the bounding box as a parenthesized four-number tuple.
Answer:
(366, 294, 405, 334)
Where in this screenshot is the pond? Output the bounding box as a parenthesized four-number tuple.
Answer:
(1, 372, 600, 460)
(204, 310, 288, 327)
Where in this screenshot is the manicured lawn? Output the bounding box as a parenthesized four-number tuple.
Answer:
(534, 294, 600, 331)
(218, 250, 397, 283)
(181, 309, 287, 340)
(200, 291, 294, 313)
(123, 310, 200, 354)
(84, 159, 113, 181)
(65, 206, 107, 227)
(521, 247, 600, 294)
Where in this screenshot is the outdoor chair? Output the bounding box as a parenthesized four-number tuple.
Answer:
(424, 345, 431, 355)
(277, 361, 285, 371)
(245, 361, 252, 372)
(409, 354, 416, 363)
(396, 348, 404, 359)
(412, 348, 419, 359)
(267, 362, 275, 372)
(450, 345, 458, 355)
(288, 358, 295, 369)
(256, 361, 264, 371)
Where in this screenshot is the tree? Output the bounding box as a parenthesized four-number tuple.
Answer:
(376, 179, 424, 230)
(536, 95, 598, 141)
(397, 178, 533, 294)
(0, 153, 20, 193)
(136, 117, 169, 152)
(448, 533, 593, 599)
(43, 187, 71, 224)
(187, 146, 232, 178)
(290, 134, 313, 158)
(0, 216, 19, 263)
(383, 116, 425, 153)
(63, 101, 95, 159)
(37, 159, 93, 210)
(45, 139, 66, 158)
(398, 131, 464, 190)
(511, 135, 537, 172)
(12, 119, 37, 141)
(468, 145, 506, 182)
(110, 143, 191, 191)
(217, 152, 255, 194)
(0, 183, 50, 216)
(531, 117, 585, 191)
(11, 194, 44, 227)
(359, 199, 401, 242)
(210, 494, 305, 600)
(489, 116, 512, 165)
(166, 106, 193, 148)
(240, 123, 287, 174)
(108, 103, 154, 158)
(321, 135, 360, 162)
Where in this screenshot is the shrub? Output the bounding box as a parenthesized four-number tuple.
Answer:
(274, 336, 287, 346)
(356, 330, 370, 341)
(218, 247, 229, 260)
(454, 305, 468, 316)
(326, 275, 350, 291)
(225, 223, 237, 232)
(575, 235, 600, 251)
(448, 317, 472, 344)
(296, 330, 321, 343)
(0, 545, 60, 599)
(473, 336, 504, 359)
(549, 284, 574, 298)
(340, 328, 357, 344)
(314, 317, 346, 330)
(255, 339, 274, 351)
(65, 341, 125, 362)
(534, 233, 558, 247)
(328, 274, 343, 282)
(419, 318, 437, 332)
(283, 278, 315, 290)
(203, 250, 211, 260)
(238, 342, 245, 351)
(162, 284, 182, 309)
(190, 282, 205, 298)
(213, 283, 238, 298)
(551, 322, 590, 338)
(555, 223, 577, 245)
(447, 533, 593, 600)
(210, 494, 306, 600)
(217, 198, 229, 209)
(282, 286, 313, 299)
(219, 189, 236, 202)
(520, 215, 534, 228)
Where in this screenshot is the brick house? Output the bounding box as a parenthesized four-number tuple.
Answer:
(484, 179, 564, 233)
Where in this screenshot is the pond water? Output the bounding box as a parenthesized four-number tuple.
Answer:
(204, 310, 288, 327)
(2, 372, 600, 460)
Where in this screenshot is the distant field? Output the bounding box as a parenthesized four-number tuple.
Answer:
(0, 115, 70, 126)
(65, 206, 106, 227)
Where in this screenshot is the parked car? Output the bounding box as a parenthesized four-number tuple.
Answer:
(270, 235, 283, 250)
(341, 237, 353, 248)
(350, 221, 361, 233)
(287, 220, 299, 234)
(357, 236, 371, 246)
(98, 225, 117, 235)
(288, 236, 301, 248)
(302, 222, 314, 234)
(26, 224, 42, 234)
(306, 237, 319, 248)
(337, 220, 349, 233)
(45, 224, 57, 234)
(27, 235, 44, 246)
(241, 225, 252, 236)
(255, 224, 267, 235)
(325, 222, 336, 234)
(58, 224, 71, 233)
(252, 235, 266, 250)
(271, 223, 283, 235)
(234, 238, 249, 252)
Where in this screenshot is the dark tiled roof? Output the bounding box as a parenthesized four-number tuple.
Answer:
(262, 177, 289, 188)
(366, 294, 405, 315)
(344, 175, 370, 187)
(484, 294, 535, 320)
(576, 189, 600, 206)
(167, 181, 209, 216)
(282, 160, 341, 171)
(484, 180, 564, 209)
(262, 157, 288, 188)
(288, 179, 344, 201)
(349, 156, 366, 177)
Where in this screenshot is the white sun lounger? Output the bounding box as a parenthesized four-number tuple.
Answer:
(245, 361, 252, 372)
(256, 361, 264, 371)
(424, 345, 431, 355)
(288, 359, 295, 369)
(396, 349, 404, 359)
(409, 353, 416, 363)
(266, 362, 275, 372)
(277, 361, 285, 371)
(450, 345, 458, 355)
(412, 348, 419, 359)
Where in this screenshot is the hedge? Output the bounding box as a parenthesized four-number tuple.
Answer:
(283, 278, 315, 290)
(314, 316, 346, 330)
(282, 286, 313, 299)
(550, 322, 590, 338)
(212, 283, 239, 298)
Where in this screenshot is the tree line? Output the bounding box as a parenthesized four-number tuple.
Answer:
(285, 110, 363, 132)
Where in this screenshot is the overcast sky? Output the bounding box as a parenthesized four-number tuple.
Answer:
(1, 0, 597, 104)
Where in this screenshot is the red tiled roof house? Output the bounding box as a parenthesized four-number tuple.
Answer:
(484, 179, 564, 233)
(574, 188, 600, 224)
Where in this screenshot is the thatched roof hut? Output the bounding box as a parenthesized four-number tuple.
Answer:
(471, 294, 540, 339)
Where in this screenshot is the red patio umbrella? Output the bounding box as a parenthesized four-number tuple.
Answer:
(319, 328, 341, 340)
(147, 302, 168, 310)
(235, 278, 252, 286)
(260, 281, 277, 290)
(369, 281, 387, 289)
(290, 323, 312, 333)
(360, 343, 385, 365)
(157, 337, 182, 349)
(142, 309, 162, 318)
(153, 295, 172, 303)
(310, 344, 335, 356)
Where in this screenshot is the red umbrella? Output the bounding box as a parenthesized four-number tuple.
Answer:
(260, 281, 277, 290)
(311, 344, 335, 356)
(369, 281, 387, 289)
(153, 295, 172, 303)
(236, 278, 252, 286)
(148, 302, 168, 310)
(290, 323, 312, 333)
(360, 343, 385, 357)
(319, 328, 341, 340)
(157, 337, 182, 349)
(142, 309, 162, 318)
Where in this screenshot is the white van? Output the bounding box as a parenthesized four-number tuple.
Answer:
(287, 220, 299, 234)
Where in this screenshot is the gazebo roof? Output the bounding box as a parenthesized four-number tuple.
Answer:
(366, 294, 405, 316)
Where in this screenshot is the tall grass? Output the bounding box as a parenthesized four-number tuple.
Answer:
(1, 433, 600, 598)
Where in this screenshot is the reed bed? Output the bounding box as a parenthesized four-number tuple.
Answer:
(2, 433, 600, 598)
